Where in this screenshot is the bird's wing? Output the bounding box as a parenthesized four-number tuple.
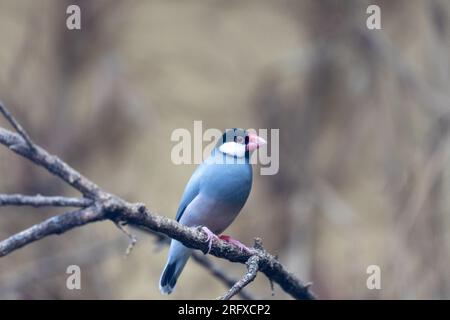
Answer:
(175, 165, 203, 222)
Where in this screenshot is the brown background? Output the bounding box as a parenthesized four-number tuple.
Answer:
(0, 0, 449, 299)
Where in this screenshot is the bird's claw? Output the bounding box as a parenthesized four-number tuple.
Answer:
(219, 235, 256, 254)
(201, 226, 219, 254)
(201, 227, 256, 255)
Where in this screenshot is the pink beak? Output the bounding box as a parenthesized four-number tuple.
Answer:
(247, 133, 267, 152)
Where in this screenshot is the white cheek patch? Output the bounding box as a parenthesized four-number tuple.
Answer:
(219, 142, 246, 158)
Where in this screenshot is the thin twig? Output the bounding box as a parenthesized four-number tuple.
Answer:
(191, 251, 255, 300)
(269, 277, 275, 296)
(114, 221, 137, 258)
(0, 194, 93, 208)
(0, 101, 35, 149)
(253, 238, 274, 296)
(219, 255, 261, 300)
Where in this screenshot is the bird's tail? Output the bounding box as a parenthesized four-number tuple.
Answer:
(159, 240, 192, 295)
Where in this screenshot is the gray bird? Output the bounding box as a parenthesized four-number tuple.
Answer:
(159, 128, 266, 294)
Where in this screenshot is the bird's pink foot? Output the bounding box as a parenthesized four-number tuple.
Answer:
(201, 226, 219, 254)
(219, 235, 255, 254)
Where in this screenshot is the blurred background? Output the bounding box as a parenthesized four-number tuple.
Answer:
(0, 0, 450, 299)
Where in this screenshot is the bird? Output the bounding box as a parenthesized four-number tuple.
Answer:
(159, 128, 267, 295)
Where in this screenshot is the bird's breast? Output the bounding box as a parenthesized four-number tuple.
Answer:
(180, 194, 243, 233)
(200, 162, 252, 204)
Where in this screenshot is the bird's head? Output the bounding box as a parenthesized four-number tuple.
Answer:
(215, 128, 267, 158)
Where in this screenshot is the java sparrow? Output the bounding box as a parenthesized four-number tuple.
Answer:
(159, 128, 266, 294)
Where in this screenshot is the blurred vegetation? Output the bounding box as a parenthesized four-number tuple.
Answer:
(0, 0, 449, 299)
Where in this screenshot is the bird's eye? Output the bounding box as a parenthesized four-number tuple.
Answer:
(236, 136, 245, 144)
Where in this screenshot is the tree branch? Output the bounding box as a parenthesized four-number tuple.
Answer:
(133, 226, 256, 300)
(191, 251, 255, 300)
(219, 255, 260, 300)
(0, 206, 104, 256)
(0, 103, 316, 300)
(0, 127, 101, 198)
(0, 194, 93, 208)
(0, 100, 35, 149)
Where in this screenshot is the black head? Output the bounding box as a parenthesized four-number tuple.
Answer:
(215, 128, 266, 159)
(216, 128, 248, 148)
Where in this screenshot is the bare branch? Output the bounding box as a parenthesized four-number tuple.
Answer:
(219, 255, 260, 300)
(119, 204, 317, 300)
(131, 225, 255, 299)
(191, 251, 255, 300)
(0, 206, 104, 257)
(0, 127, 101, 198)
(0, 194, 93, 208)
(0, 103, 316, 300)
(0, 101, 35, 149)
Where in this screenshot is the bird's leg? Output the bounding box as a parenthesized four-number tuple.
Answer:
(201, 227, 256, 254)
(201, 226, 220, 254)
(218, 235, 255, 254)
